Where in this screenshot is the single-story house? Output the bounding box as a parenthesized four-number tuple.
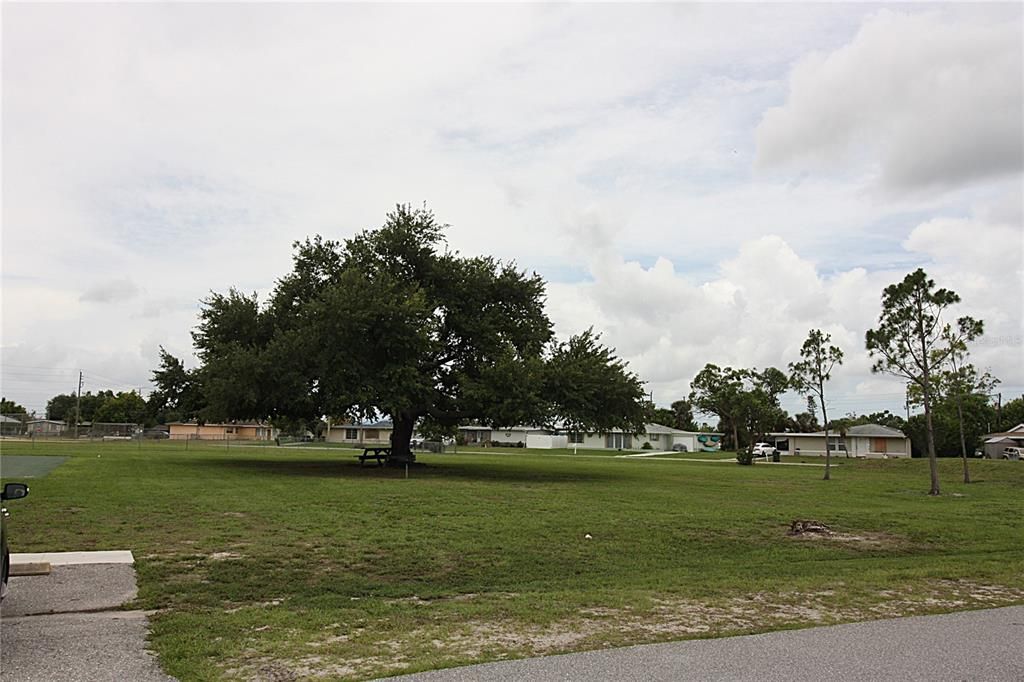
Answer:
(1, 414, 26, 435)
(26, 419, 66, 436)
(454, 422, 722, 452)
(769, 424, 911, 458)
(567, 424, 723, 452)
(981, 423, 1024, 459)
(167, 422, 277, 441)
(325, 420, 394, 446)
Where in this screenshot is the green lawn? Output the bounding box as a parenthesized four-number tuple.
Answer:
(2, 440, 1022, 681)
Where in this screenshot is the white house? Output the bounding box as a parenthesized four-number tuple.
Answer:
(769, 424, 911, 458)
(462, 423, 722, 452)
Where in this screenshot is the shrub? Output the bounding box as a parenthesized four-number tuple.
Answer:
(641, 442, 653, 450)
(736, 449, 755, 465)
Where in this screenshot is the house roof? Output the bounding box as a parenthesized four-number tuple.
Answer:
(982, 424, 1024, 438)
(27, 419, 65, 425)
(0, 415, 23, 424)
(846, 424, 906, 438)
(770, 424, 906, 438)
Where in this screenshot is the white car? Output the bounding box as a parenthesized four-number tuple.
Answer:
(751, 442, 778, 457)
(1002, 447, 1022, 460)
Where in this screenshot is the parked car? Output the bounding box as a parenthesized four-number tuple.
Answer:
(751, 442, 778, 457)
(1, 482, 30, 601)
(671, 443, 689, 452)
(1002, 447, 1022, 461)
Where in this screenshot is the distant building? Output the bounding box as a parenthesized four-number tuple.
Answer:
(325, 421, 393, 446)
(457, 423, 722, 451)
(167, 422, 277, 441)
(769, 424, 911, 458)
(26, 419, 66, 436)
(981, 423, 1024, 459)
(0, 414, 26, 435)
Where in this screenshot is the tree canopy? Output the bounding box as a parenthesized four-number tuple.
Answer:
(865, 268, 982, 495)
(1, 397, 29, 415)
(186, 205, 649, 462)
(789, 329, 843, 480)
(689, 364, 788, 451)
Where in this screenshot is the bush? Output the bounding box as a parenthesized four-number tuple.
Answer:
(641, 442, 653, 450)
(736, 449, 755, 465)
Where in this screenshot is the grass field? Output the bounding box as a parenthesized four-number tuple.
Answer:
(2, 440, 1022, 681)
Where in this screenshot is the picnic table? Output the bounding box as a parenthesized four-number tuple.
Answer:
(358, 447, 391, 467)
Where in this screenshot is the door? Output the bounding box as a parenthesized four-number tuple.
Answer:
(872, 438, 887, 453)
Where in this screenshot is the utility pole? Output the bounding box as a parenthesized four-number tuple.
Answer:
(997, 393, 1002, 425)
(74, 371, 83, 439)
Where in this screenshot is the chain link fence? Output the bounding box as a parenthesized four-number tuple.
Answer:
(1, 415, 147, 440)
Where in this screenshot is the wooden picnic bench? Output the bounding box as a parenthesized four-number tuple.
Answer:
(358, 447, 391, 467)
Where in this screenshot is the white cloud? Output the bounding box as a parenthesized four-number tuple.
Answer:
(546, 199, 1022, 417)
(756, 8, 1023, 193)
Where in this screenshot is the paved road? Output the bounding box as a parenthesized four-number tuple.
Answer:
(1, 559, 173, 682)
(383, 606, 1024, 681)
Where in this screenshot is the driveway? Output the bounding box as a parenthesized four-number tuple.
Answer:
(0, 552, 174, 682)
(383, 605, 1024, 681)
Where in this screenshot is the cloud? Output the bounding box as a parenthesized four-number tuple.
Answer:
(755, 8, 1023, 192)
(80, 278, 140, 303)
(1, 4, 1020, 419)
(546, 199, 1022, 417)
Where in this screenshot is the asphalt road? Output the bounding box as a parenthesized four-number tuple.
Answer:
(1, 561, 173, 682)
(383, 606, 1024, 681)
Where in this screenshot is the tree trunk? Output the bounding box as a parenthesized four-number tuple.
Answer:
(389, 412, 416, 466)
(957, 395, 970, 484)
(922, 391, 940, 495)
(732, 420, 740, 455)
(820, 395, 830, 481)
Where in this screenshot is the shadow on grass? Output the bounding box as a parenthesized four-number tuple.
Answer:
(182, 457, 621, 483)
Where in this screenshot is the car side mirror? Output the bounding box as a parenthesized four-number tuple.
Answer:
(1, 483, 29, 501)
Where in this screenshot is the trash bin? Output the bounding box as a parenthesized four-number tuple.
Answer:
(772, 451, 781, 463)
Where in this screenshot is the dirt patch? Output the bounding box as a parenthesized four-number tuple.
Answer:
(786, 519, 906, 548)
(226, 652, 410, 681)
(209, 551, 243, 561)
(224, 599, 283, 614)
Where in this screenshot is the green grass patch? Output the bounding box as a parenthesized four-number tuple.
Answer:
(2, 440, 1022, 680)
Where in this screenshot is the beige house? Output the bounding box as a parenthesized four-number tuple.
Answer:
(167, 422, 277, 441)
(325, 420, 393, 446)
(769, 424, 911, 458)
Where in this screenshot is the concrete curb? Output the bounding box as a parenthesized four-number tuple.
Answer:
(11, 551, 134, 566)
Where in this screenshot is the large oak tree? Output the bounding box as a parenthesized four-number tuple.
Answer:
(187, 205, 649, 463)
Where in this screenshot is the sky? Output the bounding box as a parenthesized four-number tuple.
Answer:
(2, 3, 1022, 423)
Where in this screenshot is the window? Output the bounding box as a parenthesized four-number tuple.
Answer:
(828, 436, 846, 452)
(651, 433, 660, 441)
(345, 428, 358, 440)
(365, 429, 379, 439)
(569, 431, 584, 444)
